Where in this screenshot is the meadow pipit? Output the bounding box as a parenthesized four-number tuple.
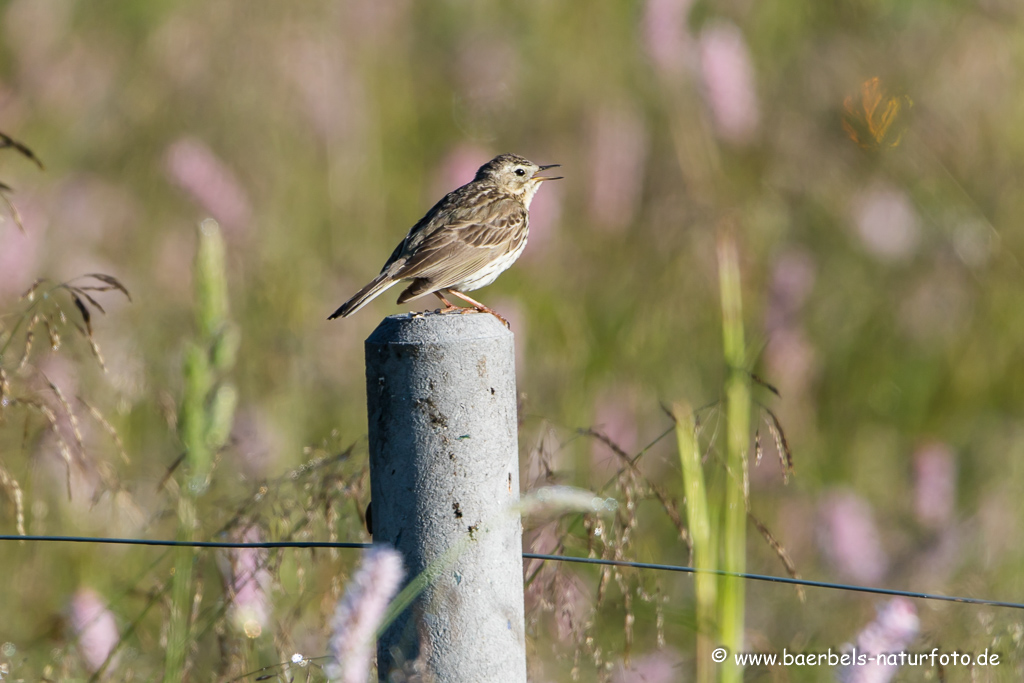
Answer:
(328, 153, 561, 326)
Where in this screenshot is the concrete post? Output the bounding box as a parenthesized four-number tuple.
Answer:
(366, 312, 525, 683)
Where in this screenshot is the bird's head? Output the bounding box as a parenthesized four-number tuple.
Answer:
(475, 153, 561, 207)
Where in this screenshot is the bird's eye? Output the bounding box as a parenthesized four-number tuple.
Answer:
(515, 168, 526, 177)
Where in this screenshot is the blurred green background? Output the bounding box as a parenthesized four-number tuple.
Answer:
(1, 0, 1024, 680)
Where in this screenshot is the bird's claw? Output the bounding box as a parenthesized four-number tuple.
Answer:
(480, 309, 511, 328)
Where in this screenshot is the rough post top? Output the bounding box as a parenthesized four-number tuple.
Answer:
(366, 311, 513, 345)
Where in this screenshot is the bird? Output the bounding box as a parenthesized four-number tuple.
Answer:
(328, 153, 561, 327)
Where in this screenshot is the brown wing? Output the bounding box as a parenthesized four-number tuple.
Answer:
(392, 194, 526, 290)
(376, 182, 495, 275)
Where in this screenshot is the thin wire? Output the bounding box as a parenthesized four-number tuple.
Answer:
(3, 534, 1023, 610)
(522, 553, 1024, 610)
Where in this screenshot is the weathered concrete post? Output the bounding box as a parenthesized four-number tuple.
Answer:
(366, 312, 525, 683)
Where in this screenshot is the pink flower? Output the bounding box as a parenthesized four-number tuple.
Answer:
(165, 137, 252, 235)
(642, 0, 695, 77)
(326, 545, 406, 683)
(698, 22, 760, 144)
(221, 525, 272, 638)
(588, 104, 648, 232)
(837, 599, 919, 683)
(913, 443, 956, 529)
(851, 184, 920, 261)
(68, 588, 119, 673)
(817, 490, 889, 583)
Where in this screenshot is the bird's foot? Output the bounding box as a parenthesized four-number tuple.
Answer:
(446, 290, 511, 328)
(434, 291, 470, 316)
(473, 306, 510, 328)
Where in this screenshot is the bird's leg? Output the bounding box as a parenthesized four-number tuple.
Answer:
(448, 290, 510, 328)
(434, 290, 464, 314)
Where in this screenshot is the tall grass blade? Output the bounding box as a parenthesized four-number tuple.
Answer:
(675, 402, 716, 683)
(717, 232, 749, 683)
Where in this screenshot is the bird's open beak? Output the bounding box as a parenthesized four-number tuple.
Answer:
(533, 164, 563, 181)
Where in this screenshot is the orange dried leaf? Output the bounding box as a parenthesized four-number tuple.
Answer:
(843, 77, 912, 149)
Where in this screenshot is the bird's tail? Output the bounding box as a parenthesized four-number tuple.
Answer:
(328, 274, 401, 320)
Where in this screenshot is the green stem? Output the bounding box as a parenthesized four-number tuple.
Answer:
(163, 220, 238, 681)
(717, 233, 749, 683)
(675, 403, 716, 683)
(164, 497, 196, 683)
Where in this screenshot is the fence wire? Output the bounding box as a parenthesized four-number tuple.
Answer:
(2, 533, 1022, 610)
